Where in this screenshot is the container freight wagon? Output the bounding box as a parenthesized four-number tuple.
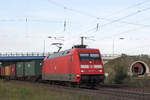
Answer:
(42, 48, 105, 86)
(0, 65, 1, 78)
(1, 67, 5, 78)
(4, 66, 11, 80)
(10, 64, 16, 79)
(5, 66, 10, 76)
(16, 62, 25, 79)
(24, 60, 42, 81)
(0, 65, 1, 77)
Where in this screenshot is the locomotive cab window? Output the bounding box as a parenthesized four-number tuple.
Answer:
(79, 53, 100, 61)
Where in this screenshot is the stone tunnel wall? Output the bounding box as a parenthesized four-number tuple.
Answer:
(104, 56, 150, 76)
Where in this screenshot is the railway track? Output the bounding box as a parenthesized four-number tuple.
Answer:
(8, 80, 150, 100)
(97, 88, 150, 100)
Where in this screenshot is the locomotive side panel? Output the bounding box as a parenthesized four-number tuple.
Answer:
(42, 55, 76, 82)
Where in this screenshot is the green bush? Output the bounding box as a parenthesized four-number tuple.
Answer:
(105, 65, 130, 84)
(113, 65, 130, 84)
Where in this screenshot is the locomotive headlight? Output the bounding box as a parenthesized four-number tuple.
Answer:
(76, 74, 80, 77)
(81, 70, 85, 72)
(98, 70, 102, 72)
(76, 74, 80, 79)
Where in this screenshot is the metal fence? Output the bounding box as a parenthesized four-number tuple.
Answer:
(0, 52, 121, 57)
(0, 52, 52, 57)
(101, 54, 120, 57)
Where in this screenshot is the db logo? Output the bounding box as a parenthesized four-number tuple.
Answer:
(89, 61, 92, 64)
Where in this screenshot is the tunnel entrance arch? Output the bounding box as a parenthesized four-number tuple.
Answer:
(130, 61, 149, 76)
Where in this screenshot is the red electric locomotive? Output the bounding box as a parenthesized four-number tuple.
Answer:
(42, 45, 105, 87)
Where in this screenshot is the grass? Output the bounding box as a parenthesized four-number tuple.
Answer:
(137, 76, 150, 79)
(0, 80, 101, 100)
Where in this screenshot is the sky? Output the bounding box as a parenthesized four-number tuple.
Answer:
(0, 0, 150, 55)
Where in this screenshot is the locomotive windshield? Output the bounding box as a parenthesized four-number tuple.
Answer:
(79, 53, 100, 61)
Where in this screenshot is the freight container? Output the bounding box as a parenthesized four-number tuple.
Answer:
(0, 62, 2, 77)
(1, 67, 2, 76)
(0, 65, 1, 76)
(1, 67, 5, 78)
(1, 67, 4, 76)
(16, 62, 25, 77)
(10, 64, 16, 77)
(24, 60, 42, 76)
(5, 66, 10, 76)
(0, 67, 1, 77)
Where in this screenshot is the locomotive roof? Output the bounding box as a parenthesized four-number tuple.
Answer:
(47, 48, 99, 59)
(47, 49, 71, 59)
